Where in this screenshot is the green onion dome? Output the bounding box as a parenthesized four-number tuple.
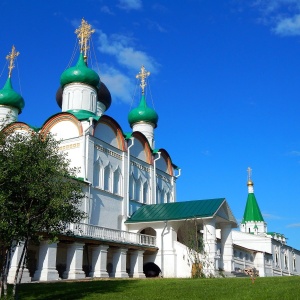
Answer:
(0, 77, 25, 113)
(60, 53, 100, 88)
(128, 95, 158, 128)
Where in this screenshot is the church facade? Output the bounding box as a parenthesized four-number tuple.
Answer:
(1, 20, 299, 282)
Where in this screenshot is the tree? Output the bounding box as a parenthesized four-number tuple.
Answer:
(179, 219, 206, 278)
(0, 130, 85, 299)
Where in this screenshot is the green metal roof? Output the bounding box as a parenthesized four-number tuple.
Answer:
(241, 193, 264, 223)
(126, 198, 227, 223)
(67, 109, 100, 121)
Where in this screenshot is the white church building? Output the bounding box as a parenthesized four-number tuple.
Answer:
(1, 20, 300, 282)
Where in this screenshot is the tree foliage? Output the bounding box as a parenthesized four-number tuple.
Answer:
(0, 130, 85, 298)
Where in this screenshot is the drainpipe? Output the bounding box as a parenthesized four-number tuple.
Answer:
(161, 220, 168, 277)
(127, 138, 134, 217)
(84, 180, 92, 224)
(175, 168, 181, 178)
(82, 117, 94, 181)
(153, 152, 161, 204)
(172, 167, 181, 203)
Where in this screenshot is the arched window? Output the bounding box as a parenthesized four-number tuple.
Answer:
(160, 190, 165, 204)
(113, 169, 121, 195)
(93, 157, 103, 188)
(136, 178, 142, 202)
(166, 192, 171, 203)
(156, 187, 161, 205)
(93, 163, 101, 188)
(293, 256, 296, 270)
(143, 182, 148, 204)
(104, 165, 111, 192)
(129, 174, 136, 200)
(284, 254, 288, 269)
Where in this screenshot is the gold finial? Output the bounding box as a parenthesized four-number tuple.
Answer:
(136, 66, 150, 95)
(75, 18, 95, 61)
(6, 45, 20, 78)
(247, 167, 253, 186)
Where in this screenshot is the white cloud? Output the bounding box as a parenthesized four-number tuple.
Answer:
(146, 19, 167, 33)
(118, 0, 142, 11)
(249, 0, 300, 36)
(262, 213, 282, 219)
(96, 30, 159, 73)
(101, 6, 114, 15)
(287, 223, 300, 227)
(274, 14, 300, 35)
(100, 64, 135, 104)
(93, 27, 159, 105)
(287, 150, 300, 156)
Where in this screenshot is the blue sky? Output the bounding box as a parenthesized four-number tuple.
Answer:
(1, 0, 300, 249)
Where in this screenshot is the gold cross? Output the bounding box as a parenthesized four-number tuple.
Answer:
(75, 18, 95, 61)
(6, 45, 19, 78)
(136, 66, 150, 95)
(247, 167, 252, 181)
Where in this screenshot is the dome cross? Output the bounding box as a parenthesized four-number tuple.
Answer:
(247, 167, 252, 181)
(75, 18, 95, 61)
(6, 45, 19, 78)
(136, 66, 150, 95)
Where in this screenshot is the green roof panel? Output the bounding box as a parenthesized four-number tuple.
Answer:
(126, 198, 226, 223)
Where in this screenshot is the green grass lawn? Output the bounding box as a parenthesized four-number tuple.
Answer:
(16, 276, 300, 300)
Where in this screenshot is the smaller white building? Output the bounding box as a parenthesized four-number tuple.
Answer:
(231, 170, 300, 277)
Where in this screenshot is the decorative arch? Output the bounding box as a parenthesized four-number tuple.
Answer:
(93, 115, 125, 151)
(40, 113, 83, 139)
(156, 148, 174, 176)
(2, 122, 33, 135)
(129, 132, 152, 164)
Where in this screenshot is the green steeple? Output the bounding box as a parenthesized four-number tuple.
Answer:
(241, 179, 264, 223)
(128, 94, 158, 128)
(241, 192, 264, 223)
(60, 53, 100, 88)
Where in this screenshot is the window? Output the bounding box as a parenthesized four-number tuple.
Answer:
(113, 169, 121, 195)
(104, 165, 111, 192)
(136, 178, 142, 202)
(93, 163, 101, 187)
(284, 254, 288, 269)
(143, 182, 148, 204)
(293, 257, 296, 270)
(156, 187, 161, 204)
(129, 174, 135, 200)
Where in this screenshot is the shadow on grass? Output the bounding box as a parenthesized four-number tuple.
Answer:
(18, 279, 140, 300)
